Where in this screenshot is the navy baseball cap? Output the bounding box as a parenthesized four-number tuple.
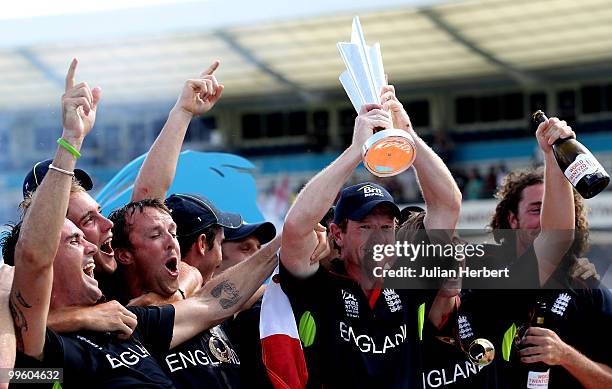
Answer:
(333, 182, 400, 224)
(23, 159, 93, 198)
(165, 193, 242, 237)
(224, 221, 276, 245)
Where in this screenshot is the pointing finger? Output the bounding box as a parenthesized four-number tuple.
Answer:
(65, 58, 78, 92)
(201, 60, 220, 77)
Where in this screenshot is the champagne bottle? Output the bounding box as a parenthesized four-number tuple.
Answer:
(524, 301, 550, 389)
(532, 110, 610, 198)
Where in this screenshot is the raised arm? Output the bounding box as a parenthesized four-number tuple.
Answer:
(281, 104, 392, 278)
(381, 85, 462, 230)
(10, 59, 98, 358)
(381, 84, 461, 325)
(170, 235, 280, 348)
(533, 117, 575, 285)
(131, 61, 223, 201)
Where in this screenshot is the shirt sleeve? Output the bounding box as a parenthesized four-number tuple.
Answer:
(581, 287, 612, 365)
(278, 260, 331, 313)
(128, 304, 175, 357)
(15, 328, 93, 382)
(14, 329, 64, 369)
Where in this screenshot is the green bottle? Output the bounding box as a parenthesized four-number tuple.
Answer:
(525, 301, 550, 388)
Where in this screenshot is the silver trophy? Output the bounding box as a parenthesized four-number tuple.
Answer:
(338, 16, 416, 177)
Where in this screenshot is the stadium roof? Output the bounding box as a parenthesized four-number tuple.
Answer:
(1, 0, 611, 108)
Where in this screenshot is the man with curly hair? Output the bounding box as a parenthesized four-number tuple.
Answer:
(489, 166, 601, 284)
(489, 168, 591, 278)
(457, 118, 612, 389)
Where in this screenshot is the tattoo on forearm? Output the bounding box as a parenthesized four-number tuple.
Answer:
(16, 291, 32, 308)
(210, 280, 241, 309)
(9, 291, 30, 352)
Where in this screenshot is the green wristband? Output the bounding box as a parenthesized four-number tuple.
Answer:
(57, 138, 81, 159)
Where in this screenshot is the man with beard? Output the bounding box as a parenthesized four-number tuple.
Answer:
(278, 82, 462, 388)
(455, 117, 612, 388)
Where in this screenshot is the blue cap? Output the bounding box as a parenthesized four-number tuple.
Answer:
(23, 159, 93, 198)
(333, 182, 400, 224)
(224, 221, 276, 245)
(165, 193, 242, 237)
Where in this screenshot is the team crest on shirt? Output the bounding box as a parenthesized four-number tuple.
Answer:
(551, 293, 571, 316)
(342, 289, 359, 318)
(457, 315, 474, 340)
(382, 289, 403, 312)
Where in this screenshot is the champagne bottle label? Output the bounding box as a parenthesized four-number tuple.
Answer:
(527, 369, 550, 388)
(564, 153, 604, 186)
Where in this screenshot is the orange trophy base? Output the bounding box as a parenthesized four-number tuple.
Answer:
(362, 129, 417, 177)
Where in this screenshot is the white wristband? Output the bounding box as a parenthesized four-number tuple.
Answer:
(48, 164, 75, 177)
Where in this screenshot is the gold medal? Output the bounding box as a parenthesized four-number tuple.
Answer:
(467, 338, 495, 366)
(208, 335, 230, 363)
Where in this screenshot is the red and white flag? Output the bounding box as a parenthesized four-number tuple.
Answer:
(260, 266, 308, 389)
